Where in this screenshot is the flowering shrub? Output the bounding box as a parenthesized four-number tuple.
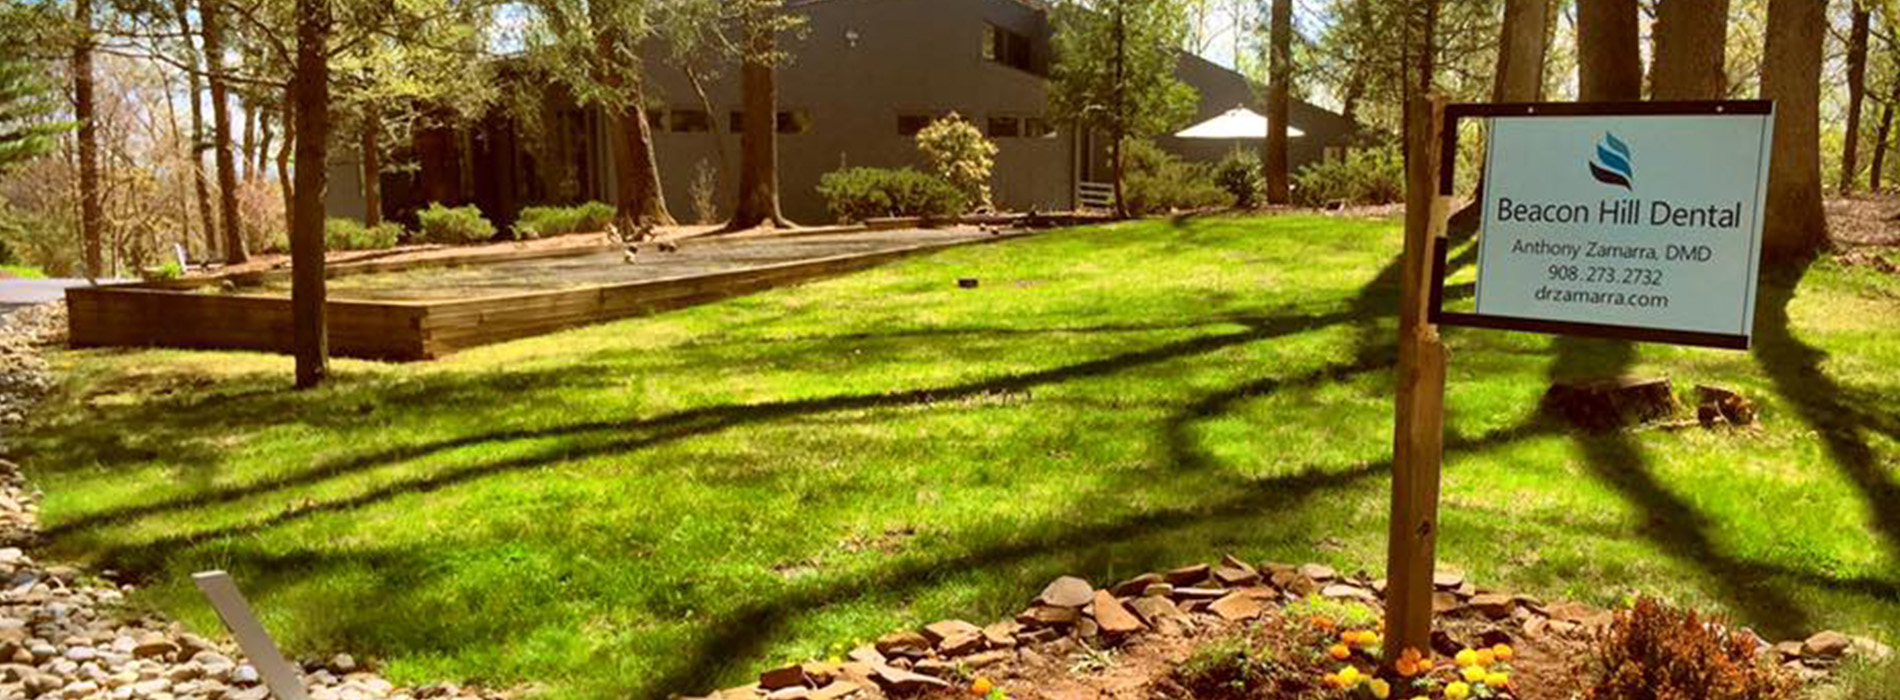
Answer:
(915, 113, 998, 210)
(1576, 597, 1794, 700)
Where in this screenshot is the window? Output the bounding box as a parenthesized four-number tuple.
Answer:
(898, 112, 947, 137)
(984, 23, 1034, 72)
(668, 109, 711, 133)
(987, 116, 1021, 138)
(1024, 117, 1058, 139)
(777, 110, 812, 135)
(726, 110, 813, 134)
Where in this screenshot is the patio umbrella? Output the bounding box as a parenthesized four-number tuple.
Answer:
(1174, 106, 1305, 139)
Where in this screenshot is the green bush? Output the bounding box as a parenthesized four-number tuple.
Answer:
(914, 113, 997, 210)
(514, 201, 617, 239)
(1291, 145, 1405, 207)
(416, 203, 497, 245)
(1122, 139, 1233, 216)
(324, 218, 405, 251)
(1213, 149, 1265, 209)
(816, 167, 968, 223)
(142, 261, 183, 281)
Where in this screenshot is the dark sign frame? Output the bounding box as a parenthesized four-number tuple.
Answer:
(1428, 100, 1774, 350)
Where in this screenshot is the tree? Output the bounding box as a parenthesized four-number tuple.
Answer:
(1840, 1, 1872, 193)
(1493, 0, 1549, 102)
(728, 0, 802, 230)
(0, 58, 69, 173)
(1049, 0, 1197, 219)
(1263, 0, 1291, 205)
(1758, 0, 1828, 265)
(75, 0, 103, 278)
(1651, 0, 1729, 100)
(170, 0, 219, 257)
(291, 0, 332, 388)
(523, 0, 674, 229)
(1577, 0, 1642, 101)
(201, 0, 246, 264)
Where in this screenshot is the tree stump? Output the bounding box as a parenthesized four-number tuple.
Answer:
(1694, 385, 1757, 427)
(1541, 377, 1680, 430)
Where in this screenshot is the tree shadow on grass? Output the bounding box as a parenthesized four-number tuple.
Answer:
(1752, 268, 1900, 571)
(1548, 335, 1813, 640)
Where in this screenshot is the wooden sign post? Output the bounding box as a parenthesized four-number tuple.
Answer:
(1382, 95, 1450, 664)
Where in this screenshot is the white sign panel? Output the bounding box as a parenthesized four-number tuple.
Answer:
(1474, 110, 1773, 343)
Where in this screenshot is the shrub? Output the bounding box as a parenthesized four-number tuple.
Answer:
(142, 261, 182, 281)
(1576, 597, 1795, 700)
(323, 218, 404, 251)
(1291, 145, 1405, 207)
(816, 167, 967, 223)
(416, 203, 497, 244)
(514, 201, 616, 239)
(915, 113, 997, 210)
(690, 160, 719, 225)
(1176, 631, 1290, 696)
(1213, 149, 1265, 209)
(1122, 139, 1233, 216)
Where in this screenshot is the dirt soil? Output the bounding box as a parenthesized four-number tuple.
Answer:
(233, 226, 1006, 300)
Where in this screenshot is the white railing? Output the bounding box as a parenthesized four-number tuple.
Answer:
(1077, 181, 1114, 210)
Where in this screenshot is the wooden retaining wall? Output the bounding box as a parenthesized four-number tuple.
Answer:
(67, 233, 1024, 362)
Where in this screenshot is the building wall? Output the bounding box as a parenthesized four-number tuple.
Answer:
(638, 0, 1077, 224)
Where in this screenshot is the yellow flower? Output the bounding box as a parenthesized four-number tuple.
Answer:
(1474, 649, 1496, 667)
(1330, 644, 1353, 660)
(1368, 678, 1391, 699)
(1493, 644, 1515, 661)
(970, 677, 993, 696)
(1338, 665, 1364, 686)
(1461, 665, 1488, 683)
(1444, 682, 1472, 700)
(1485, 672, 1510, 687)
(1454, 648, 1479, 667)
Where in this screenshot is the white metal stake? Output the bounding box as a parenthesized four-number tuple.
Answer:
(193, 571, 311, 700)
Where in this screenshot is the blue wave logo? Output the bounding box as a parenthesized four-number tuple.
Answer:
(1589, 132, 1633, 190)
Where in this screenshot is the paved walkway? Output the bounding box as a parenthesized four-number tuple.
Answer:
(0, 279, 121, 317)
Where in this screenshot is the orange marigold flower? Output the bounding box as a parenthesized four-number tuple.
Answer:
(1492, 643, 1515, 661)
(1394, 657, 1420, 677)
(1329, 643, 1352, 660)
(1474, 649, 1496, 667)
(970, 677, 993, 696)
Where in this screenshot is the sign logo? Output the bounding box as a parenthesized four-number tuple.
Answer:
(1588, 132, 1634, 190)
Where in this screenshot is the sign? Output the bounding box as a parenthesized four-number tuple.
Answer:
(1441, 102, 1774, 349)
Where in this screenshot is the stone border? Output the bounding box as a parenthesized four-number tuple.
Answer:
(692, 556, 1893, 699)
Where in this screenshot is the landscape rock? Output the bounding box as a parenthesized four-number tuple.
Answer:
(868, 664, 950, 694)
(1126, 597, 1182, 627)
(1161, 565, 1210, 587)
(919, 620, 980, 647)
(1206, 592, 1269, 622)
(1108, 574, 1161, 598)
(758, 664, 809, 690)
(1034, 577, 1094, 609)
(1848, 636, 1892, 662)
(1469, 593, 1515, 619)
(873, 631, 932, 659)
(1297, 564, 1336, 582)
(978, 622, 1019, 648)
(1088, 591, 1145, 637)
(1015, 606, 1078, 628)
(1802, 631, 1852, 658)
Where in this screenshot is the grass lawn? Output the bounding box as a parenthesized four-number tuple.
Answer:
(1, 264, 47, 279)
(17, 214, 1899, 699)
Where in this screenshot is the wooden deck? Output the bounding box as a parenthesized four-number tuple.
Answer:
(67, 231, 1029, 361)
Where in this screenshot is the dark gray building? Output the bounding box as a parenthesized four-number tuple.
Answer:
(325, 0, 1359, 227)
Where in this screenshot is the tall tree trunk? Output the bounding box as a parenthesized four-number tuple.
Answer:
(291, 0, 331, 389)
(202, 0, 246, 263)
(174, 0, 218, 259)
(1577, 0, 1643, 101)
(361, 103, 382, 226)
(1111, 0, 1128, 219)
(256, 110, 273, 178)
(1651, 0, 1728, 100)
(1263, 0, 1291, 205)
(238, 94, 254, 182)
(1759, 0, 1829, 265)
(73, 0, 103, 279)
(614, 84, 675, 226)
(278, 90, 296, 242)
(1873, 88, 1896, 191)
(729, 2, 792, 229)
(1839, 1, 1871, 193)
(1493, 0, 1549, 102)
